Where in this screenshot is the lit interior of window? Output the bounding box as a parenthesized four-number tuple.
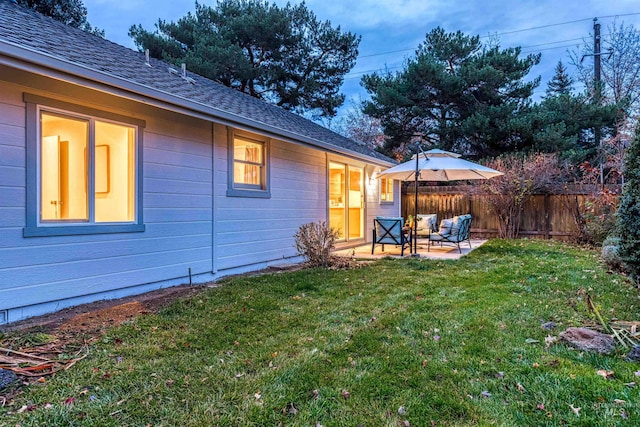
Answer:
(234, 138, 263, 186)
(40, 112, 135, 224)
(95, 121, 135, 223)
(348, 167, 363, 239)
(329, 162, 363, 240)
(381, 177, 394, 202)
(329, 162, 346, 239)
(41, 113, 88, 221)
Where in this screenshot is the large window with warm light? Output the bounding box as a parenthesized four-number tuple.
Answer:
(380, 177, 394, 203)
(40, 112, 136, 223)
(24, 95, 145, 237)
(227, 131, 270, 198)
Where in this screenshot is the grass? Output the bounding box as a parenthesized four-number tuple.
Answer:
(2, 239, 640, 426)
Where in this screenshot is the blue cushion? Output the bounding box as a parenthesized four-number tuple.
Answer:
(438, 219, 453, 236)
(450, 216, 462, 236)
(429, 233, 445, 241)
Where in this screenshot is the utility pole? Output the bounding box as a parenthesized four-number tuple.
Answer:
(593, 18, 603, 187)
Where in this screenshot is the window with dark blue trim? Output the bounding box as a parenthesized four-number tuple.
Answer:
(226, 129, 270, 198)
(23, 94, 145, 237)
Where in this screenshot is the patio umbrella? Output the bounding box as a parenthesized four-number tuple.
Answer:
(377, 148, 503, 253)
(378, 148, 503, 182)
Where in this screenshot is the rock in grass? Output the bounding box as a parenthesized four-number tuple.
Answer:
(559, 327, 614, 354)
(541, 321, 557, 330)
(0, 368, 18, 390)
(627, 345, 640, 362)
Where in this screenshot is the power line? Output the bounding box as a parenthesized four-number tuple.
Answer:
(347, 30, 622, 79)
(357, 37, 586, 60)
(353, 13, 640, 62)
(482, 12, 640, 37)
(518, 37, 584, 49)
(521, 43, 582, 55)
(344, 12, 639, 81)
(346, 41, 582, 79)
(359, 48, 413, 59)
(346, 43, 586, 80)
(344, 65, 403, 79)
(486, 17, 592, 37)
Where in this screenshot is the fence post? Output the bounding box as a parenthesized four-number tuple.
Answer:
(544, 193, 550, 239)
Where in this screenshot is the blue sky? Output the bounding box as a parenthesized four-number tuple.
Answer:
(84, 0, 640, 118)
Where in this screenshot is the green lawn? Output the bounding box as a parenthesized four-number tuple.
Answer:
(3, 239, 640, 426)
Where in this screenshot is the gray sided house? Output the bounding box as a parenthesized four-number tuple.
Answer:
(0, 2, 399, 324)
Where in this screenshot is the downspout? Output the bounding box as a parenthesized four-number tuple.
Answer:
(211, 122, 218, 275)
(414, 149, 419, 254)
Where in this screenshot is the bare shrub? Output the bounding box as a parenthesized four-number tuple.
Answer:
(560, 162, 620, 245)
(482, 153, 566, 238)
(294, 221, 340, 268)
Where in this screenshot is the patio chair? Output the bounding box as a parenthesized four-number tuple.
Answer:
(427, 214, 472, 254)
(372, 217, 410, 256)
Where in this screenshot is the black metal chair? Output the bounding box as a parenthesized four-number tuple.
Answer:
(372, 217, 410, 256)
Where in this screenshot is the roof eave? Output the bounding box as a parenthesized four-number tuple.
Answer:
(0, 40, 394, 167)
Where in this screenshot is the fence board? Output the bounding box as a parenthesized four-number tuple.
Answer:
(401, 184, 614, 241)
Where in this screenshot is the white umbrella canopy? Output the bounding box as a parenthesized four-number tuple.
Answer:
(378, 149, 503, 182)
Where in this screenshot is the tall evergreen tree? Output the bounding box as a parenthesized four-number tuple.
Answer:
(129, 0, 360, 118)
(616, 126, 640, 284)
(16, 0, 103, 36)
(531, 93, 619, 163)
(362, 27, 540, 158)
(545, 61, 573, 97)
(535, 61, 620, 164)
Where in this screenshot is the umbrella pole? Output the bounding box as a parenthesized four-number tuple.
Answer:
(413, 145, 419, 255)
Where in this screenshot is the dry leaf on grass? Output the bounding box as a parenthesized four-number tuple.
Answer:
(596, 369, 614, 379)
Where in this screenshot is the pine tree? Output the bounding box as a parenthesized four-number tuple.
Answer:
(129, 0, 360, 118)
(545, 61, 573, 97)
(616, 126, 640, 284)
(362, 27, 540, 158)
(16, 0, 103, 36)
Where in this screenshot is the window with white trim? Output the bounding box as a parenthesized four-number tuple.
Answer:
(24, 94, 145, 237)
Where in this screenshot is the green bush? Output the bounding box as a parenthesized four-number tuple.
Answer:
(616, 127, 640, 284)
(601, 235, 622, 270)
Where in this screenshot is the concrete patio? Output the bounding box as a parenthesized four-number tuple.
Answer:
(334, 238, 488, 260)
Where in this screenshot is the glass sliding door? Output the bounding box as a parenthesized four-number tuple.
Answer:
(329, 162, 346, 239)
(348, 166, 364, 240)
(329, 162, 364, 241)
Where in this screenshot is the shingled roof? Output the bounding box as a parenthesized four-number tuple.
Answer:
(0, 0, 394, 164)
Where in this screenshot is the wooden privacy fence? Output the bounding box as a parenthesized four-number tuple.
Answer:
(401, 184, 602, 240)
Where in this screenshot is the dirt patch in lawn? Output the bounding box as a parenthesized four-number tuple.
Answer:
(1, 263, 308, 337)
(2, 284, 209, 336)
(0, 284, 211, 401)
(0, 264, 305, 400)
